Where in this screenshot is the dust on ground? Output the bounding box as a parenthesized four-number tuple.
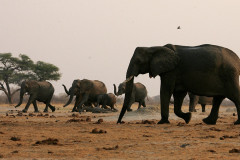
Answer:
(0, 103, 240, 159)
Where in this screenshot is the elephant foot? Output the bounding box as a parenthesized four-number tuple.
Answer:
(157, 119, 170, 124)
(43, 110, 48, 113)
(127, 108, 132, 112)
(71, 109, 78, 112)
(51, 107, 56, 112)
(22, 109, 27, 113)
(183, 112, 192, 124)
(234, 119, 240, 125)
(34, 110, 40, 113)
(202, 117, 217, 125)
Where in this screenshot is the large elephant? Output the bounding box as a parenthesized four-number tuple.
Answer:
(117, 44, 240, 125)
(113, 82, 147, 111)
(63, 79, 107, 112)
(188, 92, 213, 112)
(96, 93, 117, 111)
(15, 80, 55, 113)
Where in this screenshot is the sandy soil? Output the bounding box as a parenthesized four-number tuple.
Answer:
(0, 103, 240, 159)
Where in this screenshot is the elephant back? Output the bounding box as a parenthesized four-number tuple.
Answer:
(92, 80, 107, 94)
(134, 82, 147, 100)
(38, 81, 54, 94)
(108, 93, 117, 104)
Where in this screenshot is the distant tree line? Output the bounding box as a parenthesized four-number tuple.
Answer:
(0, 53, 61, 104)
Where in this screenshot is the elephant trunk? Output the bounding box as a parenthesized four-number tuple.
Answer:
(113, 84, 118, 96)
(15, 89, 24, 108)
(62, 84, 70, 95)
(117, 68, 134, 123)
(63, 91, 74, 107)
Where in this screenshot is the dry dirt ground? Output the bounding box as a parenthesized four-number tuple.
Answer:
(0, 103, 240, 159)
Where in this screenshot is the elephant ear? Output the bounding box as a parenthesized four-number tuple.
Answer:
(150, 46, 179, 76)
(80, 79, 94, 93)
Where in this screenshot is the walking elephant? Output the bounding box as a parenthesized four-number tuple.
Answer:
(96, 93, 117, 111)
(188, 92, 213, 112)
(15, 80, 55, 113)
(63, 79, 107, 112)
(117, 44, 240, 125)
(62, 84, 96, 111)
(114, 82, 147, 111)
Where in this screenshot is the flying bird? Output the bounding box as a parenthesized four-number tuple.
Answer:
(177, 26, 181, 29)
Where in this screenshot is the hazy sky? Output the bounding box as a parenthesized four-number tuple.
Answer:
(1, 0, 240, 96)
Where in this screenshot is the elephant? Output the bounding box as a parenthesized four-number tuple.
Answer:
(15, 80, 55, 113)
(63, 79, 107, 112)
(113, 82, 147, 111)
(62, 84, 94, 111)
(117, 44, 240, 125)
(96, 93, 117, 111)
(188, 92, 213, 112)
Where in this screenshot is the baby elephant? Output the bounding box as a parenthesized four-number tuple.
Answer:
(96, 93, 117, 111)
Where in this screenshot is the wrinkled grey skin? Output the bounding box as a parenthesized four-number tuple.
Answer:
(15, 80, 55, 113)
(96, 93, 117, 111)
(63, 79, 107, 112)
(189, 92, 213, 112)
(118, 44, 240, 125)
(114, 82, 147, 111)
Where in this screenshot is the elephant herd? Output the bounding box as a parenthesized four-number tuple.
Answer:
(14, 44, 240, 125)
(14, 79, 148, 114)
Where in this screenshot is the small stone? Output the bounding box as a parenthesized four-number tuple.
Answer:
(10, 137, 20, 141)
(229, 148, 240, 153)
(92, 128, 99, 133)
(94, 118, 104, 124)
(86, 117, 91, 122)
(11, 150, 18, 154)
(28, 113, 35, 117)
(99, 129, 107, 133)
(180, 143, 190, 148)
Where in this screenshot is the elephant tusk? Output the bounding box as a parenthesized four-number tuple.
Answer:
(124, 76, 134, 83)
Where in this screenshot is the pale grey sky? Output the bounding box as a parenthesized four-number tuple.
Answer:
(0, 0, 240, 96)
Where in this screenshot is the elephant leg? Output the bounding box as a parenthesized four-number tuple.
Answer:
(22, 95, 36, 113)
(72, 97, 80, 112)
(189, 93, 199, 112)
(227, 92, 240, 125)
(158, 75, 175, 124)
(49, 104, 56, 112)
(127, 100, 135, 112)
(201, 104, 206, 112)
(32, 100, 39, 113)
(202, 96, 225, 125)
(142, 101, 146, 108)
(77, 94, 89, 112)
(173, 91, 191, 124)
(137, 101, 142, 109)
